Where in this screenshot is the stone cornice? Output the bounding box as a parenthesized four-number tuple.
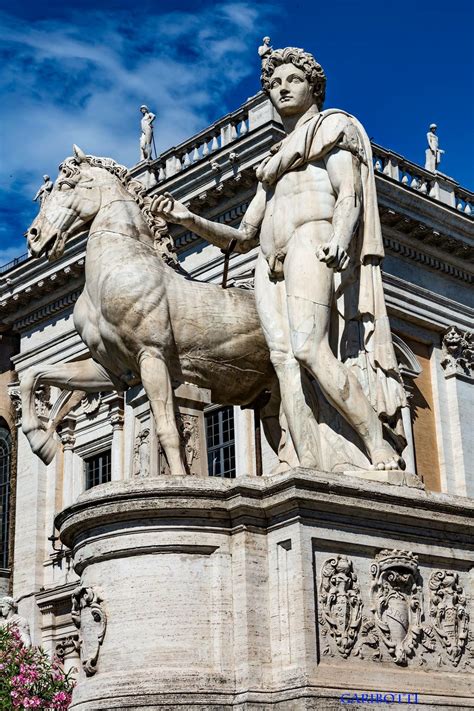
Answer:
(57, 470, 474, 559)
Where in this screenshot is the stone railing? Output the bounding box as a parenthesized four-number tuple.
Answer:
(372, 144, 473, 216)
(145, 93, 275, 182)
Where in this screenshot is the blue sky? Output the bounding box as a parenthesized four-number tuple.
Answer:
(1, 0, 473, 265)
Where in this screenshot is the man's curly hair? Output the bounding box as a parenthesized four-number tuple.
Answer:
(261, 47, 326, 110)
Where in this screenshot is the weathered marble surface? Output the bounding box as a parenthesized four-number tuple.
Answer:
(58, 470, 474, 709)
(152, 46, 408, 473)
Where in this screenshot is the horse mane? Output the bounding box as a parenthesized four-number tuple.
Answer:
(59, 155, 180, 268)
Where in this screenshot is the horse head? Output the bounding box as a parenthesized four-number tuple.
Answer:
(26, 145, 104, 261)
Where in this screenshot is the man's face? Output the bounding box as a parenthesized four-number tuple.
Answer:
(268, 63, 315, 117)
(0, 602, 10, 618)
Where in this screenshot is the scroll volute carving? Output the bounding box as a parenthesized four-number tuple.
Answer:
(370, 549, 422, 665)
(318, 555, 362, 658)
(71, 586, 107, 676)
(429, 571, 469, 666)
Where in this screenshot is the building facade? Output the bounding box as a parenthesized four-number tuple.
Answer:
(0, 92, 473, 703)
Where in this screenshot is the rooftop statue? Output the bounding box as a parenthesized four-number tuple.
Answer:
(0, 596, 31, 647)
(22, 150, 294, 474)
(139, 104, 156, 161)
(152, 46, 407, 472)
(425, 123, 444, 172)
(33, 174, 53, 205)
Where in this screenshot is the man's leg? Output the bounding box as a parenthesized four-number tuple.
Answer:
(254, 254, 322, 468)
(284, 231, 402, 470)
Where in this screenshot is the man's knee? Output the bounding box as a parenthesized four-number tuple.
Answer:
(292, 339, 332, 376)
(269, 348, 296, 369)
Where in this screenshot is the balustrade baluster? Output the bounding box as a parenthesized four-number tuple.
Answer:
(192, 146, 200, 163)
(211, 135, 219, 152)
(410, 177, 419, 189)
(230, 123, 238, 140)
(374, 159, 382, 172)
(401, 174, 409, 185)
(419, 180, 428, 194)
(202, 140, 210, 157)
(456, 200, 463, 211)
(464, 203, 472, 215)
(182, 152, 191, 168)
(239, 118, 248, 135)
(158, 165, 166, 181)
(175, 156, 182, 172)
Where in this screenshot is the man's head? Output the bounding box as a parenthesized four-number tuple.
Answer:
(430, 123, 437, 132)
(261, 47, 326, 113)
(43, 175, 50, 182)
(140, 105, 149, 115)
(0, 596, 16, 619)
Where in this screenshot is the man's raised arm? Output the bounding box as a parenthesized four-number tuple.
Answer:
(151, 186, 265, 254)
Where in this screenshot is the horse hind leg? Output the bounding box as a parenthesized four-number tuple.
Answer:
(20, 359, 116, 465)
(140, 355, 187, 476)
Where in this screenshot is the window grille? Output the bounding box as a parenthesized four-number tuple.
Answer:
(0, 427, 11, 569)
(84, 450, 111, 490)
(205, 407, 236, 478)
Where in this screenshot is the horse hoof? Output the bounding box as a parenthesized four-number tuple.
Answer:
(29, 430, 57, 465)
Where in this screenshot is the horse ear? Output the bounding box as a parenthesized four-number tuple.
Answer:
(73, 144, 87, 162)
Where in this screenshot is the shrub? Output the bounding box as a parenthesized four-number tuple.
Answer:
(0, 624, 75, 709)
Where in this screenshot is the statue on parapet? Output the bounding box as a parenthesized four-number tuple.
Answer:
(33, 175, 53, 205)
(425, 123, 444, 172)
(152, 45, 407, 473)
(258, 36, 273, 66)
(139, 104, 156, 161)
(0, 595, 31, 647)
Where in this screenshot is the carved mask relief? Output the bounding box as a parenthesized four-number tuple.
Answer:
(71, 586, 107, 676)
(370, 550, 422, 665)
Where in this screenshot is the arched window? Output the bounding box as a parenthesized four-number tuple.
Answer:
(0, 425, 11, 569)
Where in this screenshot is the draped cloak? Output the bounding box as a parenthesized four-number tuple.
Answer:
(255, 109, 407, 461)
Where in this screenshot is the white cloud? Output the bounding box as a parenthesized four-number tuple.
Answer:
(0, 2, 276, 261)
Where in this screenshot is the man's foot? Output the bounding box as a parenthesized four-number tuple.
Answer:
(369, 444, 405, 471)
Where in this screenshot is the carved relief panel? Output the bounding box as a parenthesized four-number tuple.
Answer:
(71, 586, 107, 676)
(315, 549, 472, 670)
(318, 555, 362, 658)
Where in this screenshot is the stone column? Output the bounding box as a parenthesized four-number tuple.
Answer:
(108, 396, 124, 482)
(60, 419, 76, 509)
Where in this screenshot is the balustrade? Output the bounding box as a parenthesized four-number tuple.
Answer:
(153, 111, 250, 181)
(372, 144, 473, 216)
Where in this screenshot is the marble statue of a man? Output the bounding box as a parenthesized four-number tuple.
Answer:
(0, 596, 31, 647)
(425, 123, 444, 172)
(140, 105, 156, 161)
(152, 47, 406, 472)
(33, 175, 53, 205)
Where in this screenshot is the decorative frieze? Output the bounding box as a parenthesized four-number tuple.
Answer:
(71, 586, 107, 677)
(441, 326, 474, 378)
(317, 551, 472, 670)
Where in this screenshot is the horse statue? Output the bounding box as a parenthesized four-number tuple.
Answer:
(22, 146, 293, 476)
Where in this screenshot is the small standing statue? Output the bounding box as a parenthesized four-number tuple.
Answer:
(139, 104, 156, 161)
(258, 36, 273, 66)
(33, 175, 53, 205)
(425, 123, 444, 172)
(0, 596, 31, 647)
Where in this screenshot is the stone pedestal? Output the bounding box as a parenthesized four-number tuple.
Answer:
(57, 470, 474, 710)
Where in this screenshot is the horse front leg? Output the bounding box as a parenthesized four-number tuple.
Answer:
(140, 355, 186, 476)
(20, 358, 117, 464)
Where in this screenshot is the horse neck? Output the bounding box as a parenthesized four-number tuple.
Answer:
(90, 181, 154, 247)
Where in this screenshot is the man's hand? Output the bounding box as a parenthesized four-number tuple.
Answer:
(316, 241, 350, 271)
(150, 192, 192, 225)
